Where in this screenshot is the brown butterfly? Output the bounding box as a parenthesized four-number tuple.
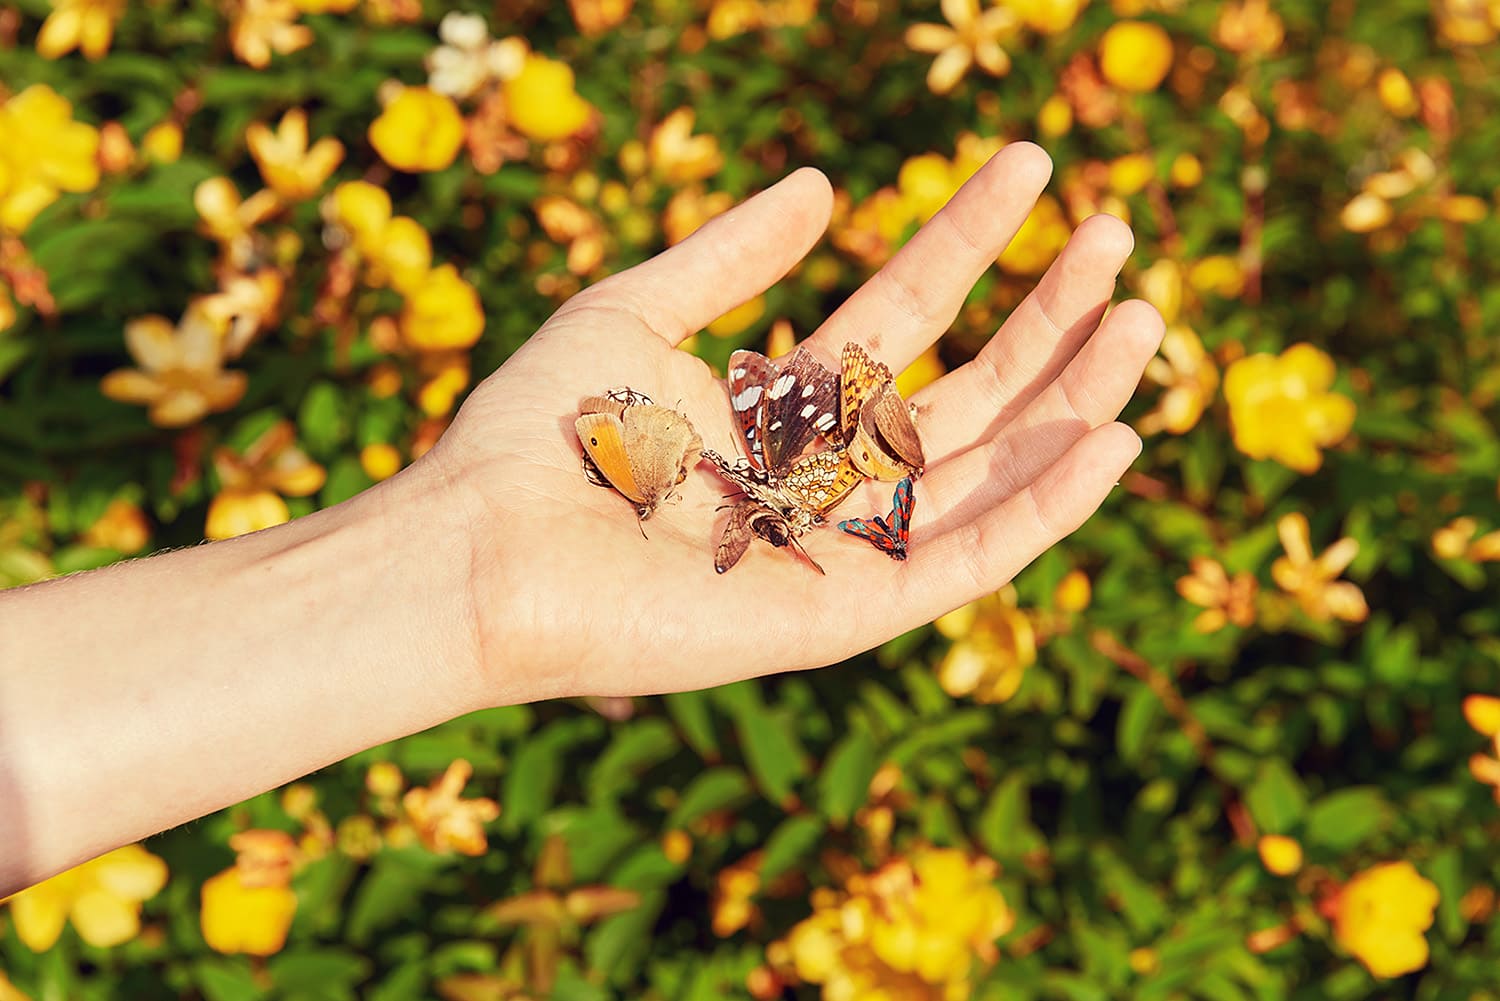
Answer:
(576, 390, 702, 525)
(839, 342, 926, 480)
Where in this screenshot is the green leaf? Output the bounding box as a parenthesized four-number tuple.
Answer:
(665, 768, 752, 829)
(298, 380, 350, 454)
(759, 814, 826, 883)
(502, 717, 601, 833)
(268, 949, 372, 995)
(1243, 759, 1308, 834)
(734, 707, 808, 805)
(1116, 685, 1161, 765)
(194, 959, 262, 1001)
(586, 718, 679, 800)
(347, 859, 433, 945)
(815, 729, 877, 824)
(584, 890, 664, 986)
(662, 690, 721, 759)
(1304, 787, 1390, 851)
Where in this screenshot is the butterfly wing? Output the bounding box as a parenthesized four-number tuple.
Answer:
(886, 476, 915, 559)
(576, 412, 645, 505)
(839, 341, 894, 445)
(779, 448, 863, 516)
(715, 500, 757, 574)
(837, 515, 901, 556)
(869, 383, 926, 472)
(726, 350, 776, 472)
(761, 348, 840, 473)
(622, 405, 702, 517)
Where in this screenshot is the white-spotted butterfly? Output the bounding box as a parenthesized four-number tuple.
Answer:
(837, 475, 915, 561)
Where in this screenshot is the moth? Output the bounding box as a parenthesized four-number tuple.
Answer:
(839, 342, 926, 480)
(707, 347, 862, 572)
(575, 390, 702, 524)
(714, 499, 825, 576)
(838, 475, 916, 561)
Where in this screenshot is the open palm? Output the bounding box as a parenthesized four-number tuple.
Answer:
(428, 144, 1163, 703)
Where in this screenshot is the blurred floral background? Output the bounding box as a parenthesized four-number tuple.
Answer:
(4, 0, 1500, 997)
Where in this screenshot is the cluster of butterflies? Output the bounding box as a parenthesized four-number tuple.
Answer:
(574, 342, 925, 574)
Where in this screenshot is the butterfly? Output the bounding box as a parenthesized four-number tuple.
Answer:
(839, 342, 926, 480)
(708, 347, 865, 572)
(727, 347, 840, 474)
(837, 475, 916, 561)
(575, 390, 702, 524)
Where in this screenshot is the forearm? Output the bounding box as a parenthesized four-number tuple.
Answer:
(0, 461, 483, 893)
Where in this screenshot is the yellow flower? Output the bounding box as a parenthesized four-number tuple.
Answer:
(1176, 556, 1257, 632)
(402, 759, 500, 856)
(3, 845, 167, 952)
(534, 195, 607, 276)
(1271, 512, 1368, 624)
(503, 54, 595, 142)
(246, 109, 344, 202)
(898, 153, 961, 224)
(1213, 0, 1284, 57)
(662, 186, 734, 245)
(360, 443, 403, 481)
(897, 344, 946, 397)
(649, 108, 724, 184)
(83, 498, 151, 553)
(416, 352, 471, 417)
(369, 87, 466, 172)
(569, 0, 634, 35)
(401, 264, 484, 350)
(707, 296, 766, 338)
(1139, 325, 1218, 435)
(998, 194, 1070, 276)
(35, 0, 124, 60)
(205, 420, 326, 540)
(1464, 694, 1500, 738)
(1004, 0, 1088, 34)
(1038, 93, 1073, 136)
(195, 177, 281, 269)
(1054, 568, 1092, 612)
(0, 85, 101, 234)
(292, 0, 358, 11)
(1434, 0, 1500, 45)
(935, 587, 1036, 703)
(1340, 192, 1392, 233)
(772, 847, 1013, 999)
(142, 121, 184, 163)
(230, 0, 313, 69)
(1257, 835, 1303, 876)
(101, 307, 247, 428)
(905, 0, 1018, 95)
(1377, 68, 1419, 117)
(1223, 343, 1355, 473)
(329, 181, 433, 293)
(1334, 862, 1438, 979)
(198, 267, 286, 359)
(200, 868, 297, 956)
(712, 853, 763, 937)
(661, 830, 692, 865)
(1098, 21, 1174, 92)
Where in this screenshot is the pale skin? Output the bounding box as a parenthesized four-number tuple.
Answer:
(0, 145, 1164, 894)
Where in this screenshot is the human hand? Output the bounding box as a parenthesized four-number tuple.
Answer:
(421, 144, 1164, 704)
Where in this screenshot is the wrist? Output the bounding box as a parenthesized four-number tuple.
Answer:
(351, 450, 495, 716)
